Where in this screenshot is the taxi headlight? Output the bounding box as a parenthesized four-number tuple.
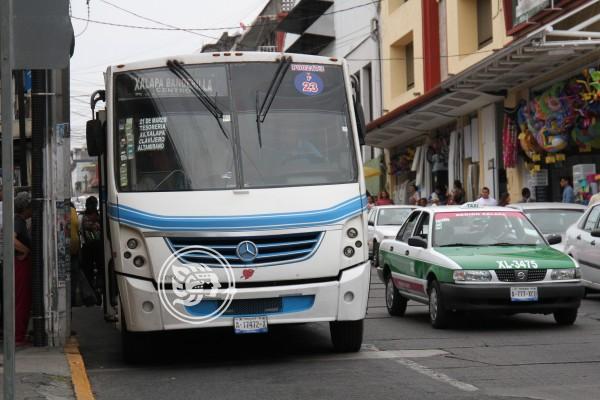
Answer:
(453, 270, 492, 282)
(551, 268, 579, 280)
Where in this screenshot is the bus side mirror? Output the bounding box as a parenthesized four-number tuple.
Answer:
(86, 119, 105, 156)
(353, 100, 366, 146)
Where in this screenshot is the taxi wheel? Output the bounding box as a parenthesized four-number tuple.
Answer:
(330, 320, 364, 352)
(385, 276, 408, 316)
(428, 280, 450, 329)
(553, 308, 578, 326)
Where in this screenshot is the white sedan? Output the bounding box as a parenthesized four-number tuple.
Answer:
(565, 202, 600, 292)
(367, 205, 416, 267)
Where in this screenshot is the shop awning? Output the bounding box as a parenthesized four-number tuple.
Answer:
(367, 0, 600, 148)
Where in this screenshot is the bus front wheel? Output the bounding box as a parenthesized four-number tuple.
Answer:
(330, 319, 363, 352)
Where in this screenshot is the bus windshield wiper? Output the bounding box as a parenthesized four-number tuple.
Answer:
(166, 59, 229, 140)
(255, 56, 292, 147)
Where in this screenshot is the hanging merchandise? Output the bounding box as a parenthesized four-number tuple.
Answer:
(525, 84, 570, 155)
(571, 69, 600, 150)
(516, 102, 544, 162)
(502, 113, 518, 168)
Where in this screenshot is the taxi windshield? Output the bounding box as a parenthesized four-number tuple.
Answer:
(433, 211, 545, 247)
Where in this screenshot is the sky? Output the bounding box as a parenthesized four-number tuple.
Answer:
(69, 0, 269, 148)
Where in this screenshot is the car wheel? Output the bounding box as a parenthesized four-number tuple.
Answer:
(553, 308, 578, 326)
(330, 320, 363, 352)
(373, 241, 380, 268)
(385, 275, 408, 316)
(428, 280, 450, 329)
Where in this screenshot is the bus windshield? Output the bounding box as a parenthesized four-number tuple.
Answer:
(114, 62, 357, 192)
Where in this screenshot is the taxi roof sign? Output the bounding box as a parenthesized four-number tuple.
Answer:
(461, 202, 481, 209)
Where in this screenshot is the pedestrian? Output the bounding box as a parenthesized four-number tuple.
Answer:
(430, 184, 447, 205)
(560, 177, 575, 203)
(475, 187, 497, 206)
(376, 190, 393, 206)
(417, 198, 428, 207)
(367, 195, 376, 210)
(14, 191, 33, 346)
(70, 202, 81, 306)
(408, 184, 420, 205)
(498, 192, 511, 207)
(451, 180, 465, 204)
(80, 196, 103, 305)
(520, 187, 534, 203)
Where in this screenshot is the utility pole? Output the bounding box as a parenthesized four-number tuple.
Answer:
(1, 0, 16, 398)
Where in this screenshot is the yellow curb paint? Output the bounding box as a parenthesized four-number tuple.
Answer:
(65, 337, 95, 400)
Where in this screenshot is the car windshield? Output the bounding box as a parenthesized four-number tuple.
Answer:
(433, 211, 545, 247)
(114, 62, 357, 192)
(377, 208, 412, 225)
(524, 209, 583, 234)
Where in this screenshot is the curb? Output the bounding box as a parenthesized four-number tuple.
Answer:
(64, 337, 95, 400)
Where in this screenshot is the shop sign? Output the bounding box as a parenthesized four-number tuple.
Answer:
(513, 0, 550, 26)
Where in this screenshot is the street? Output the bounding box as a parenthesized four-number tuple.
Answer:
(73, 267, 600, 400)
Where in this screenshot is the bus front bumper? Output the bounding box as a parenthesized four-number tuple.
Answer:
(118, 261, 370, 332)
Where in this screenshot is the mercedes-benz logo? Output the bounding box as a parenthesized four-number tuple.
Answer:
(516, 271, 527, 281)
(236, 240, 258, 263)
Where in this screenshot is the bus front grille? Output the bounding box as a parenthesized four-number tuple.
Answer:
(165, 231, 324, 267)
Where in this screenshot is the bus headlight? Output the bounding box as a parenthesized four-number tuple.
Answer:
(453, 270, 492, 282)
(127, 238, 139, 249)
(346, 228, 358, 239)
(133, 256, 145, 268)
(343, 246, 355, 258)
(551, 269, 579, 280)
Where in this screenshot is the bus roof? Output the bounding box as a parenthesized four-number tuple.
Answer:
(106, 52, 344, 75)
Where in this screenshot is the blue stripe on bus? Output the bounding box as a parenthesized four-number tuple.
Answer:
(107, 195, 366, 231)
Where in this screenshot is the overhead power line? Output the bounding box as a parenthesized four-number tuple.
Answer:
(70, 0, 380, 33)
(99, 0, 218, 40)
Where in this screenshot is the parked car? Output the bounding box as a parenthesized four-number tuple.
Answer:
(377, 203, 583, 328)
(564, 202, 600, 292)
(508, 202, 585, 252)
(367, 205, 416, 267)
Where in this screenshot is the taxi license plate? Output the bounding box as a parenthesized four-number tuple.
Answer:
(234, 316, 268, 334)
(510, 287, 538, 302)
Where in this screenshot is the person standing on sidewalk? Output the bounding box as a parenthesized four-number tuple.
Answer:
(70, 202, 81, 306)
(14, 192, 33, 345)
(80, 196, 103, 305)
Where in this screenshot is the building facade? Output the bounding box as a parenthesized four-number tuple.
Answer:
(368, 0, 600, 205)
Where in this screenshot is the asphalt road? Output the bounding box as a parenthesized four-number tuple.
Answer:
(73, 269, 600, 400)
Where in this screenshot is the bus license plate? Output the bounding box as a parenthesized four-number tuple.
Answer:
(234, 316, 268, 334)
(510, 287, 538, 302)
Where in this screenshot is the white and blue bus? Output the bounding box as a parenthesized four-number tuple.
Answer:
(86, 52, 370, 360)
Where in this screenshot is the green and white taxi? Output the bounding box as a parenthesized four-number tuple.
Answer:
(377, 203, 584, 328)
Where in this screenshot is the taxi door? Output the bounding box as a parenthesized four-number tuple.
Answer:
(388, 210, 422, 294)
(406, 211, 430, 297)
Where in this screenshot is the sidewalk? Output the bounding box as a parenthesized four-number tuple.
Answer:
(0, 343, 78, 399)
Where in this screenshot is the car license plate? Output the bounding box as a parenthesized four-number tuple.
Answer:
(510, 287, 538, 302)
(234, 316, 268, 334)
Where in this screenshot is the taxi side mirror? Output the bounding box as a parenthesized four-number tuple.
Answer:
(591, 229, 600, 238)
(546, 234, 562, 245)
(368, 220, 374, 226)
(408, 236, 427, 249)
